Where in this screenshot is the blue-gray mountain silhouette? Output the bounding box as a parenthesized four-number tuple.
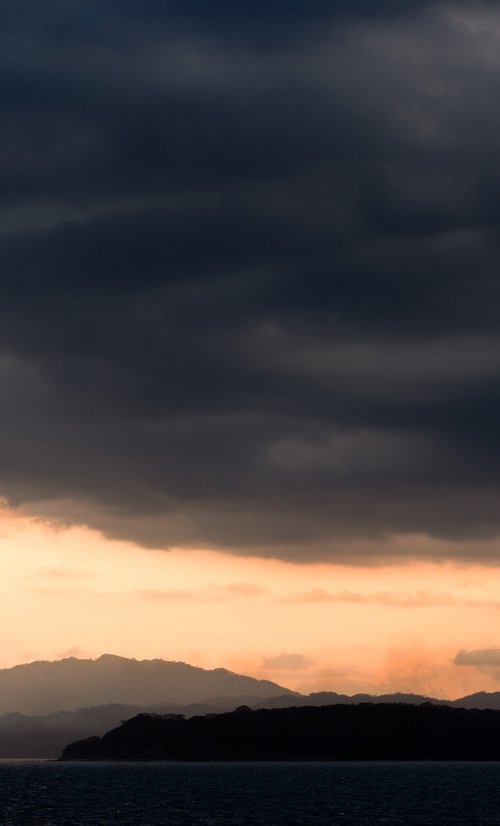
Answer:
(0, 654, 292, 716)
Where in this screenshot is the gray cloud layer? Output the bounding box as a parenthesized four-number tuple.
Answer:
(2, 2, 500, 560)
(455, 649, 500, 667)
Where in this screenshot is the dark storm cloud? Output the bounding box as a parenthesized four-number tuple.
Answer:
(2, 1, 500, 560)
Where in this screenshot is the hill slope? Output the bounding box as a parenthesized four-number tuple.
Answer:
(0, 702, 234, 758)
(0, 655, 291, 715)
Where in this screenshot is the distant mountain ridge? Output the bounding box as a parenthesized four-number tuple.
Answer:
(252, 690, 500, 710)
(0, 654, 292, 715)
(2, 654, 500, 757)
(1, 654, 500, 717)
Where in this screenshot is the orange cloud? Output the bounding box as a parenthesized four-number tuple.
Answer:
(261, 653, 315, 671)
(34, 566, 94, 580)
(209, 582, 268, 596)
(284, 587, 500, 609)
(137, 582, 267, 602)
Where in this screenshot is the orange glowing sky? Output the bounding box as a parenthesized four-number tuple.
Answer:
(3, 504, 500, 699)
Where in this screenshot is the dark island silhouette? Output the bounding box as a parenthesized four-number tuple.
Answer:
(59, 703, 500, 761)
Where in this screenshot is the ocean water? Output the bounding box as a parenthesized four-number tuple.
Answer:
(0, 760, 499, 824)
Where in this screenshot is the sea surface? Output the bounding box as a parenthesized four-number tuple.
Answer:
(0, 760, 499, 824)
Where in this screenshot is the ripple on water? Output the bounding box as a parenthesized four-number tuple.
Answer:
(0, 761, 499, 825)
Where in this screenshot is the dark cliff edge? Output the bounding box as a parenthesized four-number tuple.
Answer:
(59, 703, 500, 761)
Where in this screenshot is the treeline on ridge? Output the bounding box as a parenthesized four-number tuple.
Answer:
(60, 702, 500, 761)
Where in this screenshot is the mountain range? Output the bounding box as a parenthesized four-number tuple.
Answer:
(0, 654, 290, 716)
(1, 654, 500, 756)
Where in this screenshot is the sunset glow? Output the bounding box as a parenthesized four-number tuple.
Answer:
(0, 506, 498, 698)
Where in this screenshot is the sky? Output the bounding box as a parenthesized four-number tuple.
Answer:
(2, 0, 500, 698)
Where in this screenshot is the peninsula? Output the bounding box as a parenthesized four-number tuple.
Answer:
(60, 702, 500, 761)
